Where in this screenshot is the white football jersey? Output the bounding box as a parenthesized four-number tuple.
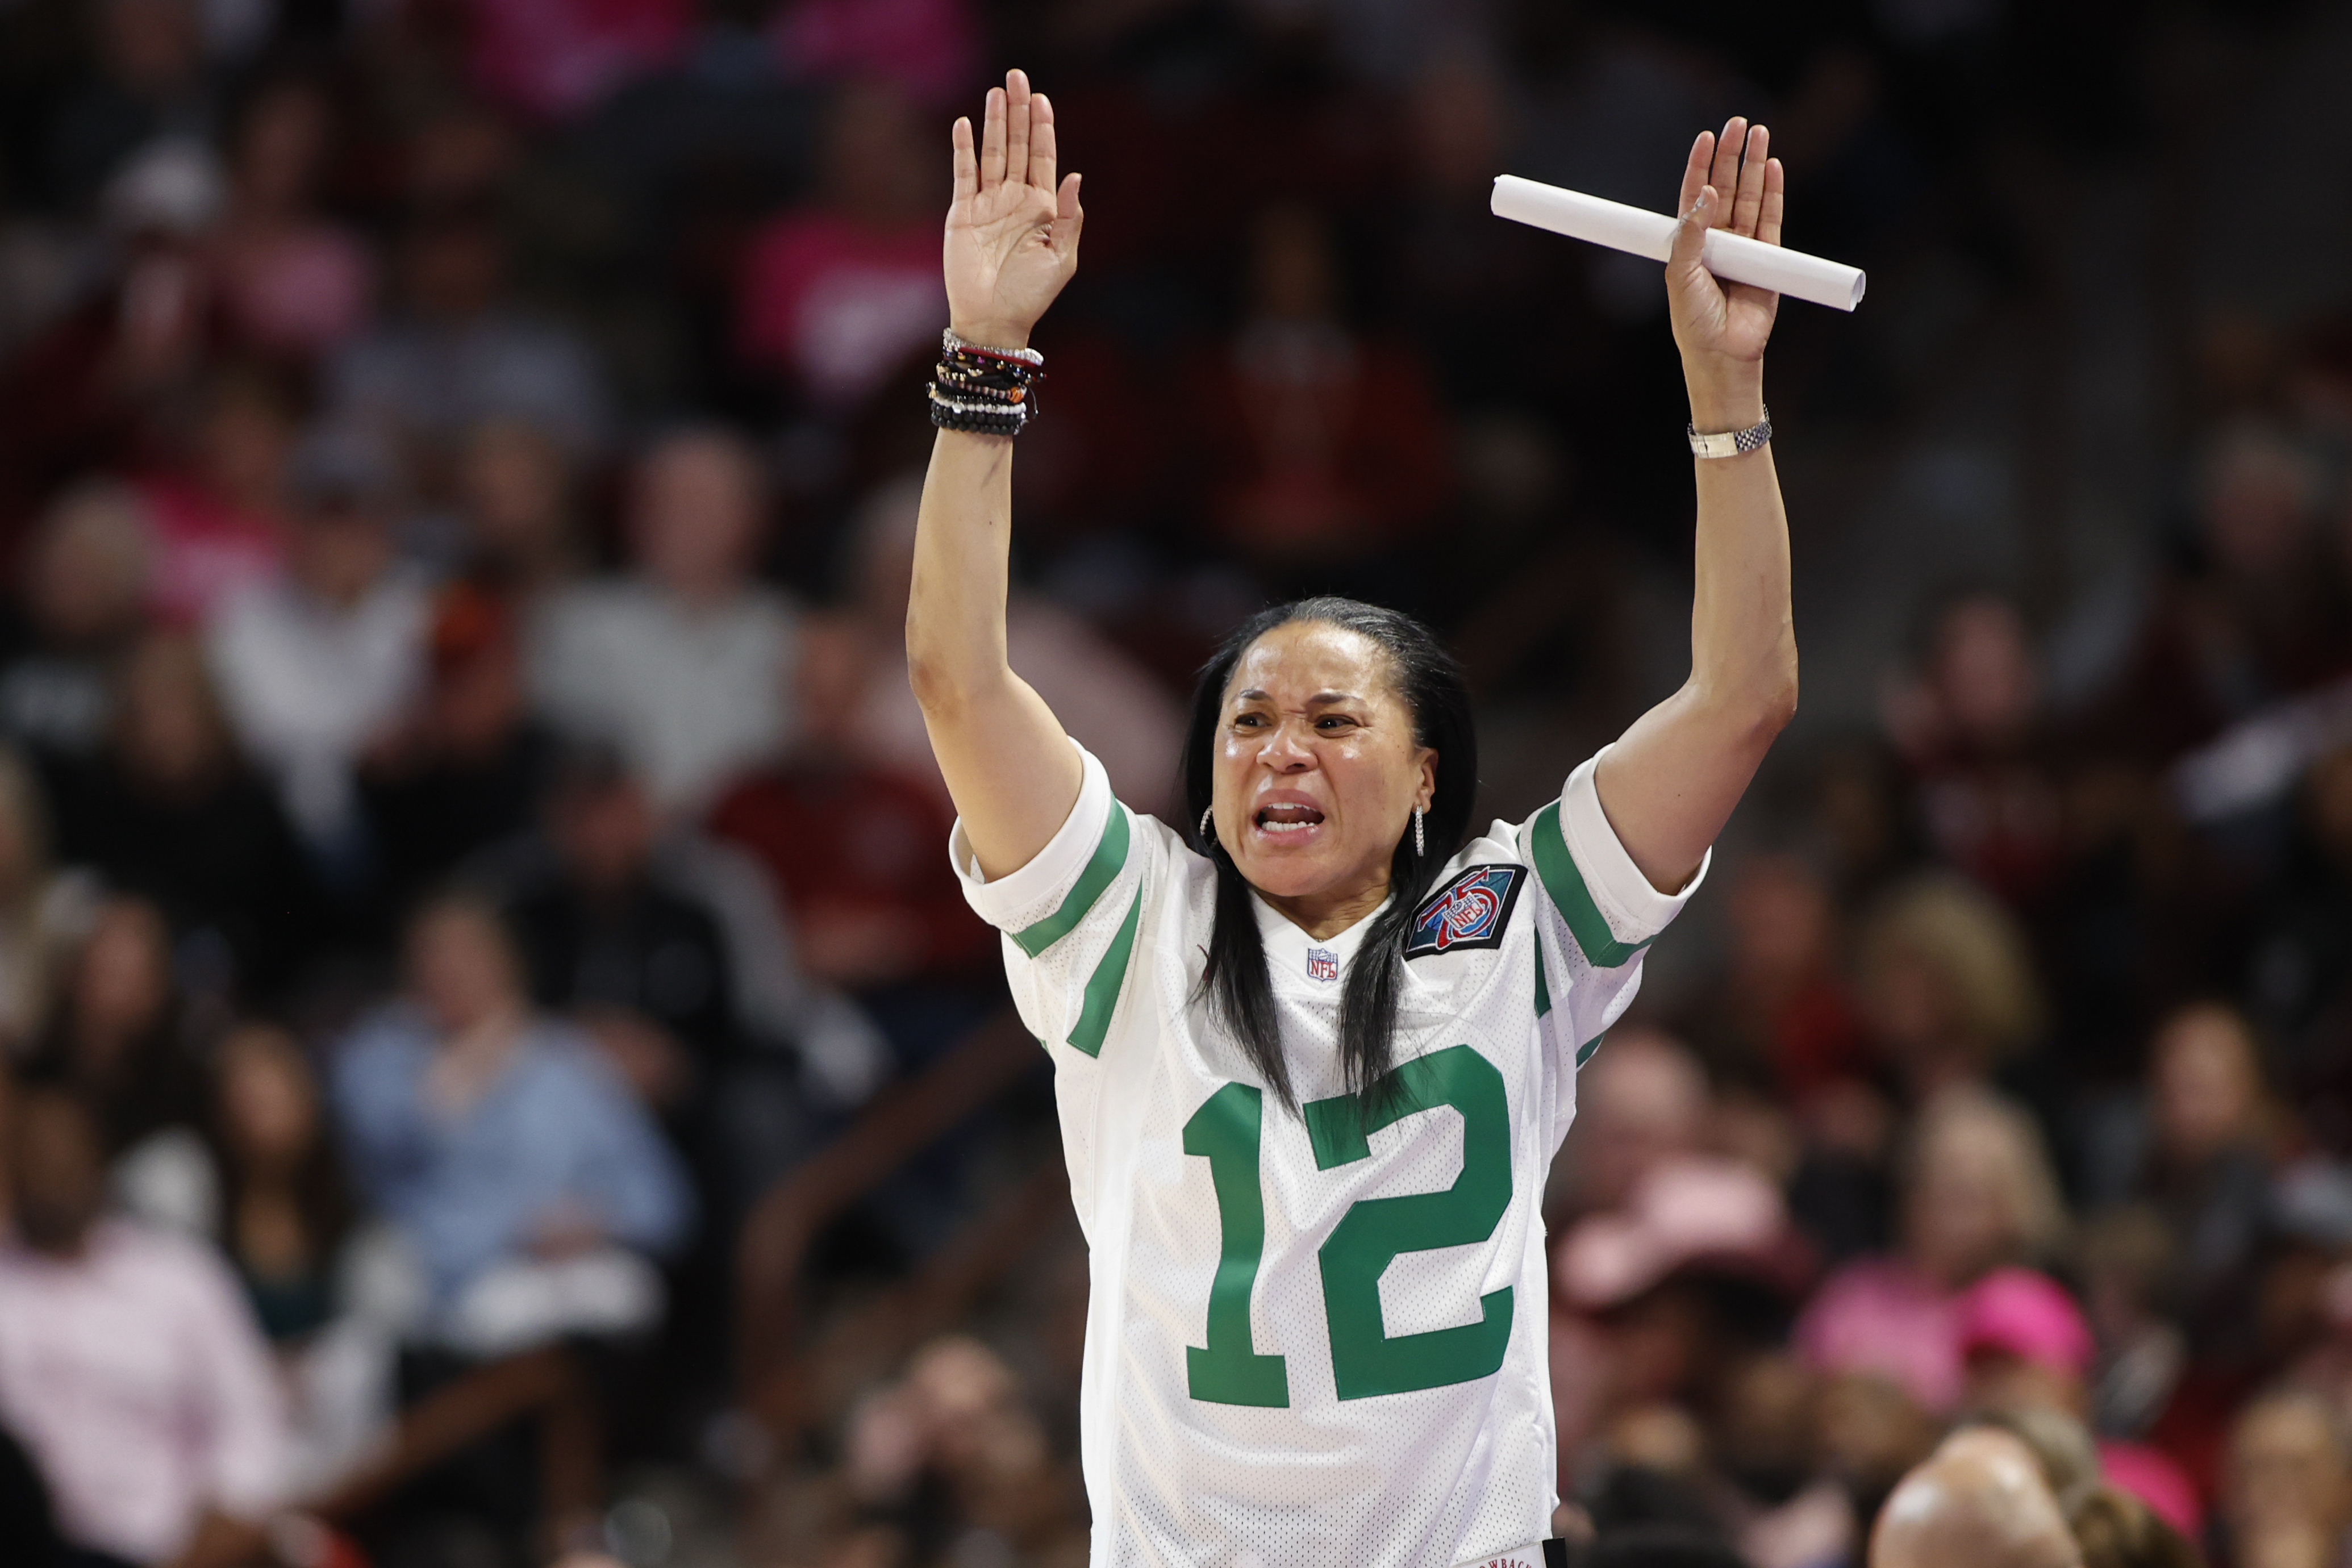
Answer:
(953, 741, 1704, 1568)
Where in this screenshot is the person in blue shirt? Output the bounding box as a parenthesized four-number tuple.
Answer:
(330, 890, 693, 1354)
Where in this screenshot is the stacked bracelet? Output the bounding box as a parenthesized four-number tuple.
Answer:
(928, 328, 1045, 436)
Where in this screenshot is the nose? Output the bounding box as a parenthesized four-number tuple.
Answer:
(1256, 716, 1315, 772)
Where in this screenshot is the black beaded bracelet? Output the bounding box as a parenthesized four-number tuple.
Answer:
(928, 330, 1044, 435)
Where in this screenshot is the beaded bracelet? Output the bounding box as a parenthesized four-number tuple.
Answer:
(929, 330, 1043, 435)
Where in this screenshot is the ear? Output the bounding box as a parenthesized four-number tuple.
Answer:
(1415, 748, 1438, 812)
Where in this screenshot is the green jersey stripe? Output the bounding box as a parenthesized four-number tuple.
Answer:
(1012, 802, 1132, 957)
(1067, 886, 1144, 1058)
(1529, 800, 1653, 970)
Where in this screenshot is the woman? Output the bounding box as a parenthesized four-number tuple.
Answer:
(910, 72, 1797, 1566)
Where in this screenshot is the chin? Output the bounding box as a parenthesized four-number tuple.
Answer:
(1229, 844, 1352, 901)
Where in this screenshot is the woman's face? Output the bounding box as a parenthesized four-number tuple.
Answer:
(72, 900, 172, 1057)
(218, 1027, 317, 1165)
(1905, 1124, 2021, 1288)
(1209, 622, 1435, 906)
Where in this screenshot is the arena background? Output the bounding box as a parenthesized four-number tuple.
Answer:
(1, 0, 2351, 1564)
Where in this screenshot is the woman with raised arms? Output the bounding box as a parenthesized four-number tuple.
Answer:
(909, 69, 1798, 1568)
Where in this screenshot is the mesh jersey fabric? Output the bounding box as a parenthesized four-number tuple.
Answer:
(952, 740, 1705, 1568)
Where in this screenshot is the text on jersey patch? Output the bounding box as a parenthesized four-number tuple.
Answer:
(1404, 864, 1525, 958)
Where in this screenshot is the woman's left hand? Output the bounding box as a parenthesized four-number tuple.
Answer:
(1665, 119, 1783, 389)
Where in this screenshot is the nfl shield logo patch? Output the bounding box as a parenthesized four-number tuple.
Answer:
(1405, 864, 1525, 959)
(1306, 948, 1340, 982)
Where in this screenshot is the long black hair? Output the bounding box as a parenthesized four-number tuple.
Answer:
(1178, 597, 1478, 1113)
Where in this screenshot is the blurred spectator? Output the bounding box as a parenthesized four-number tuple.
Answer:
(210, 1021, 358, 1342)
(1192, 203, 1449, 575)
(1951, 1267, 2203, 1538)
(330, 894, 691, 1357)
(2082, 1004, 2279, 1363)
(134, 365, 292, 627)
(0, 482, 154, 765)
(1869, 1425, 2082, 1568)
(44, 0, 219, 212)
(736, 80, 945, 411)
(835, 476, 1182, 814)
(2096, 422, 2347, 765)
(1856, 873, 2046, 1101)
(1683, 852, 1871, 1103)
(20, 897, 212, 1232)
(206, 76, 373, 365)
(1799, 1086, 2069, 1415)
(838, 1335, 1085, 1565)
(0, 749, 99, 1061)
(329, 199, 608, 473)
(0, 140, 227, 541)
(709, 615, 990, 994)
(451, 415, 585, 611)
(205, 424, 431, 869)
(207, 1023, 404, 1499)
(1546, 1025, 1709, 1223)
(2223, 1390, 2352, 1568)
(503, 747, 739, 1111)
(44, 633, 316, 1000)
(528, 428, 798, 815)
(1882, 595, 2067, 909)
(359, 586, 555, 921)
(2079, 1206, 2190, 1448)
(0, 1083, 287, 1567)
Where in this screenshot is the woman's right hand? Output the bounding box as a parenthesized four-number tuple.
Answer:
(944, 69, 1083, 354)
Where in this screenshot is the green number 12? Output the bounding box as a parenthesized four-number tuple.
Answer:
(1181, 1045, 1514, 1407)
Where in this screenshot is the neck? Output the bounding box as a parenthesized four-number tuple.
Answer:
(1257, 871, 1391, 942)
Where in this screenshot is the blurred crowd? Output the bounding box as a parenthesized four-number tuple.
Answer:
(0, 0, 2350, 1566)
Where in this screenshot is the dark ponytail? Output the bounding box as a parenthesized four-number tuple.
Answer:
(1177, 598, 1478, 1114)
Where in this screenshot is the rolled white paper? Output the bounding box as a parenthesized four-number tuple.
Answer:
(1491, 174, 1866, 312)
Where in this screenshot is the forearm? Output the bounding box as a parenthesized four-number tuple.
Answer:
(906, 427, 1081, 875)
(1684, 360, 1797, 722)
(906, 427, 1017, 708)
(1595, 358, 1795, 891)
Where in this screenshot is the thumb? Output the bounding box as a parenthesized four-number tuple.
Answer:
(1667, 184, 1717, 276)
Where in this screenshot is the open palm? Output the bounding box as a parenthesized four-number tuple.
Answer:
(1666, 118, 1784, 368)
(945, 70, 1083, 352)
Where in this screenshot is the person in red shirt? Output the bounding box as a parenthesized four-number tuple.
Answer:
(708, 615, 991, 998)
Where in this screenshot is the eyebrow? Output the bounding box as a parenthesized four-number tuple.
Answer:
(1233, 690, 1362, 707)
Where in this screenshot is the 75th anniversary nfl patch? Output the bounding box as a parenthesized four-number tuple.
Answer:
(1405, 864, 1525, 958)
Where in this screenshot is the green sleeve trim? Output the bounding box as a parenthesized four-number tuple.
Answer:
(1529, 801, 1653, 970)
(1534, 961, 1552, 1019)
(1011, 801, 1132, 958)
(1066, 887, 1144, 1058)
(1575, 1032, 1605, 1068)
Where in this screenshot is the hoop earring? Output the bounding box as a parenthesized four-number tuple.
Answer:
(1200, 806, 1215, 844)
(1413, 806, 1425, 858)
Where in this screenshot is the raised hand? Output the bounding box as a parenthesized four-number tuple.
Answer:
(1666, 119, 1783, 391)
(945, 70, 1083, 352)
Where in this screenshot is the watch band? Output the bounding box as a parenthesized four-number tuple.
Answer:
(1688, 407, 1771, 459)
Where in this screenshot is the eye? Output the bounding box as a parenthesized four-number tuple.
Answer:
(1231, 711, 1267, 728)
(1316, 714, 1359, 731)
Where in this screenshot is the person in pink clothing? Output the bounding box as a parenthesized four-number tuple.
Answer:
(0, 1084, 288, 1566)
(1954, 1267, 2205, 1541)
(737, 80, 944, 410)
(1797, 1085, 2069, 1415)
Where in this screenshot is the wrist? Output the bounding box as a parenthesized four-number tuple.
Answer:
(950, 319, 1032, 353)
(1683, 359, 1765, 431)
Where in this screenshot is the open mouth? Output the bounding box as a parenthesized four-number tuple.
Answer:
(1253, 803, 1325, 836)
